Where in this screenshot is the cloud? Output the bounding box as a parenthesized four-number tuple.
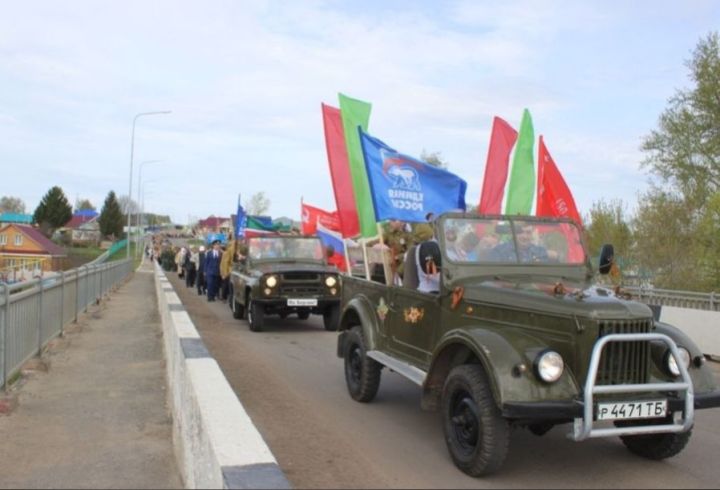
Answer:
(0, 0, 716, 223)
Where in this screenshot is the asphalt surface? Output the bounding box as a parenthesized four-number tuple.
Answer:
(0, 261, 181, 489)
(168, 271, 720, 489)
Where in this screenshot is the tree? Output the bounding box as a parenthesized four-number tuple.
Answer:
(0, 196, 26, 214)
(117, 195, 140, 216)
(583, 199, 634, 267)
(633, 189, 697, 289)
(637, 32, 720, 291)
(33, 186, 72, 236)
(98, 191, 125, 239)
(75, 198, 96, 211)
(244, 192, 270, 215)
(641, 32, 720, 204)
(420, 149, 448, 169)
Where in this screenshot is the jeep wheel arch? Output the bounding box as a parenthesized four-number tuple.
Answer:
(339, 296, 381, 352)
(424, 328, 580, 412)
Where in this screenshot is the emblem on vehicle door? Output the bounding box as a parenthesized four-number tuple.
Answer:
(376, 297, 389, 321)
(403, 307, 424, 324)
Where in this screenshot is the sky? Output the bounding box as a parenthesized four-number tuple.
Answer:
(1, 0, 719, 225)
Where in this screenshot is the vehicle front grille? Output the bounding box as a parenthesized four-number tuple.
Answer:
(283, 272, 320, 281)
(596, 319, 652, 385)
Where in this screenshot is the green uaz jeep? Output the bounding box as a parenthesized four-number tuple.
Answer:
(229, 236, 341, 332)
(337, 213, 720, 477)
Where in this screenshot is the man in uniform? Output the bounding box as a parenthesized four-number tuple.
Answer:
(220, 234, 249, 301)
(382, 220, 414, 284)
(204, 240, 223, 302)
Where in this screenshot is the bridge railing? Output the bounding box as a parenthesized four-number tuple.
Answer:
(0, 259, 133, 390)
(624, 286, 718, 312)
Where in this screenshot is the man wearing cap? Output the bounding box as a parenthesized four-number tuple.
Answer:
(204, 240, 223, 302)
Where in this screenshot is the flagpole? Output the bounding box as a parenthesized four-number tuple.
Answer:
(376, 223, 392, 286)
(342, 238, 352, 275)
(361, 238, 371, 281)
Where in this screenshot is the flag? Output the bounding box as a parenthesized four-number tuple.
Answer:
(235, 194, 247, 238)
(301, 202, 340, 236)
(359, 129, 467, 223)
(316, 223, 347, 271)
(536, 136, 582, 226)
(504, 109, 535, 215)
(338, 93, 375, 237)
(479, 117, 517, 214)
(243, 216, 279, 238)
(322, 104, 359, 238)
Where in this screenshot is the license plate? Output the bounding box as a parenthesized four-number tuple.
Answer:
(596, 400, 667, 421)
(287, 298, 317, 307)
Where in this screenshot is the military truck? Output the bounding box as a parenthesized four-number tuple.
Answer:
(336, 213, 720, 476)
(229, 235, 342, 332)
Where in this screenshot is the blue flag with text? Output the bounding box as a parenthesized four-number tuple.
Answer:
(359, 130, 467, 223)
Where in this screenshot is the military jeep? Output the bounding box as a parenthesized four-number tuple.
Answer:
(337, 213, 720, 476)
(229, 236, 341, 332)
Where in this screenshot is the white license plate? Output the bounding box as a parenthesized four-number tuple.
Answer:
(287, 298, 317, 307)
(597, 400, 667, 421)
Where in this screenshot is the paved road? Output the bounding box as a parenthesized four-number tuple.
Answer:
(167, 271, 720, 489)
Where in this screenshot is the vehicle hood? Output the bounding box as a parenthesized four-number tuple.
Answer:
(459, 276, 652, 320)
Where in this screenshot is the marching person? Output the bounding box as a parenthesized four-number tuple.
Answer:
(204, 240, 223, 302)
(185, 246, 197, 288)
(196, 245, 207, 296)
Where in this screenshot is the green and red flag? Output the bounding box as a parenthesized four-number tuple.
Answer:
(338, 93, 375, 238)
(504, 108, 535, 215)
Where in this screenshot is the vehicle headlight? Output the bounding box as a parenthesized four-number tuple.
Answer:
(534, 350, 564, 383)
(325, 276, 337, 287)
(665, 347, 691, 377)
(265, 275, 278, 288)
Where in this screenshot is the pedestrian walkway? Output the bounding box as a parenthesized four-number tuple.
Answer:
(0, 259, 181, 489)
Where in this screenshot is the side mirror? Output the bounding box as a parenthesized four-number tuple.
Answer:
(598, 244, 614, 275)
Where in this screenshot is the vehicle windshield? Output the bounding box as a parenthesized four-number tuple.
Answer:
(248, 237, 324, 261)
(442, 218, 586, 265)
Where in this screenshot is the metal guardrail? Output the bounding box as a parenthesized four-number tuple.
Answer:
(0, 259, 133, 390)
(624, 286, 718, 312)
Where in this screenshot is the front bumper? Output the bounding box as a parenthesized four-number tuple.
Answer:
(252, 297, 340, 310)
(502, 390, 720, 421)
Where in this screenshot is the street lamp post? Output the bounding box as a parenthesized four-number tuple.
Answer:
(136, 160, 162, 259)
(127, 111, 171, 259)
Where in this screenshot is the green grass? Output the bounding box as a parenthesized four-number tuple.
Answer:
(108, 242, 142, 269)
(67, 246, 105, 258)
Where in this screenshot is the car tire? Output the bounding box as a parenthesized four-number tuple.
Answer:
(248, 298, 264, 332)
(297, 310, 310, 320)
(343, 326, 381, 403)
(323, 305, 340, 331)
(441, 364, 509, 477)
(617, 417, 692, 460)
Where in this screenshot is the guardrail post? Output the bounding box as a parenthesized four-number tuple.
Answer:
(74, 268, 79, 323)
(1, 283, 7, 392)
(710, 292, 715, 311)
(38, 277, 43, 355)
(60, 271, 65, 337)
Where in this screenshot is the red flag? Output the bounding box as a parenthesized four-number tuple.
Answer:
(536, 136, 582, 225)
(479, 116, 517, 214)
(301, 202, 340, 236)
(536, 136, 584, 262)
(322, 104, 359, 238)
